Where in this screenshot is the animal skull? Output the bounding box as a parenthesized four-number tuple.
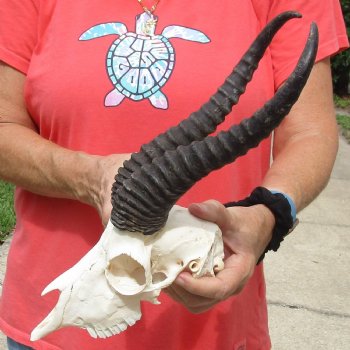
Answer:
(31, 206, 224, 340)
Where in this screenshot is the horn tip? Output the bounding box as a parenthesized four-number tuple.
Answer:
(281, 11, 302, 20)
(308, 22, 319, 48)
(310, 22, 319, 34)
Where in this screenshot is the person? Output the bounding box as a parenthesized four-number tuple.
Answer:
(0, 0, 348, 349)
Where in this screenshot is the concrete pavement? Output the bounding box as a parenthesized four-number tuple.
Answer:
(265, 136, 350, 349)
(0, 135, 349, 349)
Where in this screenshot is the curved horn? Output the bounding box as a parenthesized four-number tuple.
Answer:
(111, 22, 318, 234)
(115, 11, 302, 188)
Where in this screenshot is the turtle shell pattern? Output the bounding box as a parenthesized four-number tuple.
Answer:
(107, 33, 174, 101)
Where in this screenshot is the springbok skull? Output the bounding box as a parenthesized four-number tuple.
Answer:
(31, 206, 224, 340)
(31, 11, 318, 340)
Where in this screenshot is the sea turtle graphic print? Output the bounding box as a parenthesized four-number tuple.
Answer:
(79, 12, 210, 109)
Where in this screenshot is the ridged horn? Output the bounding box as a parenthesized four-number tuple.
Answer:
(111, 21, 319, 235)
(114, 11, 302, 188)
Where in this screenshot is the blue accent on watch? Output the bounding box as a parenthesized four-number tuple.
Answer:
(270, 190, 297, 223)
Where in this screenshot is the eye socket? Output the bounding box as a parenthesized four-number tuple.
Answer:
(106, 254, 146, 295)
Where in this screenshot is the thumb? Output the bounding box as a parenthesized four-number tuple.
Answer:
(188, 200, 232, 232)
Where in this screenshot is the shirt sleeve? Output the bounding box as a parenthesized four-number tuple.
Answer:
(0, 0, 39, 74)
(256, 0, 349, 88)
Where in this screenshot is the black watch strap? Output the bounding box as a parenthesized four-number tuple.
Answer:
(224, 187, 298, 263)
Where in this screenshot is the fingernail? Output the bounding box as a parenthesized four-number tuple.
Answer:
(189, 202, 201, 209)
(190, 202, 206, 212)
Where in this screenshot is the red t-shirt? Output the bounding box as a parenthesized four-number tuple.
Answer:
(0, 1, 348, 349)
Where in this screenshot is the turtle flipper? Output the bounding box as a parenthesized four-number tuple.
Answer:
(79, 23, 128, 40)
(105, 89, 125, 107)
(161, 26, 210, 43)
(149, 90, 168, 109)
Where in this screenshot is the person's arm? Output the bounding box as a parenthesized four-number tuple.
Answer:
(263, 58, 338, 209)
(0, 62, 129, 224)
(166, 57, 338, 313)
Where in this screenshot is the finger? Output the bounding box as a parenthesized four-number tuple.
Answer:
(163, 287, 183, 303)
(165, 285, 218, 313)
(175, 272, 229, 301)
(188, 201, 231, 231)
(167, 283, 214, 307)
(175, 255, 253, 300)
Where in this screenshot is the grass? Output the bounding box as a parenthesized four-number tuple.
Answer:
(337, 114, 350, 129)
(337, 114, 350, 143)
(0, 180, 16, 243)
(334, 94, 350, 143)
(334, 94, 350, 109)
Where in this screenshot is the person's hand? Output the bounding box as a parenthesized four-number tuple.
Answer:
(164, 200, 275, 313)
(88, 153, 131, 226)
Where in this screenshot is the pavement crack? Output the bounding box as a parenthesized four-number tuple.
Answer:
(267, 300, 350, 319)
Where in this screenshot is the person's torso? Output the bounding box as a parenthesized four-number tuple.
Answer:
(2, 1, 274, 349)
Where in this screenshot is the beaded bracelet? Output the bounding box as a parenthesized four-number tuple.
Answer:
(224, 187, 298, 263)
